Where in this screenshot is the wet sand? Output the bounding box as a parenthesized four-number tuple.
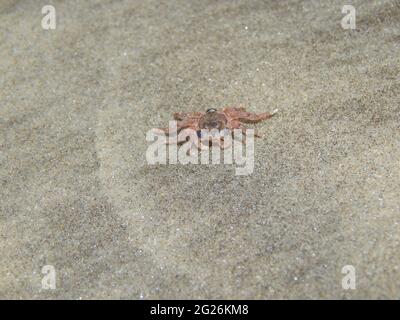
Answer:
(1, 0, 399, 299)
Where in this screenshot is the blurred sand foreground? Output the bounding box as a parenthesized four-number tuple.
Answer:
(1, 0, 399, 299)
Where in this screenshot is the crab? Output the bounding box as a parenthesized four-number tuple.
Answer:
(153, 107, 278, 150)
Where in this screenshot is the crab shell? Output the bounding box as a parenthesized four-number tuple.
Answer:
(154, 107, 278, 151)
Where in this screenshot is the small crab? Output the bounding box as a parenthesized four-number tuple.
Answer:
(153, 107, 278, 150)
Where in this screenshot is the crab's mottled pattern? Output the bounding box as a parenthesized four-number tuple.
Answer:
(153, 107, 278, 150)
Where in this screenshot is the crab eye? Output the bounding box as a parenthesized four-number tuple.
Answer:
(206, 108, 217, 113)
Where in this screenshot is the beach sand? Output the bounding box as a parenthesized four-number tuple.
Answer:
(1, 0, 399, 299)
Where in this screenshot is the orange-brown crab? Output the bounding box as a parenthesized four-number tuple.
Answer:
(153, 107, 278, 150)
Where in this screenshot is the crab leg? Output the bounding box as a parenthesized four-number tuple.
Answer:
(214, 137, 233, 149)
(225, 120, 259, 143)
(193, 136, 211, 151)
(238, 109, 278, 123)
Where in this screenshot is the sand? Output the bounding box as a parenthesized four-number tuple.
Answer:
(0, 0, 399, 299)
